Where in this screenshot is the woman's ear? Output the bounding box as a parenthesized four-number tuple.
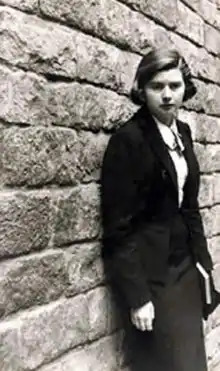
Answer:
(130, 78, 145, 105)
(138, 89, 146, 103)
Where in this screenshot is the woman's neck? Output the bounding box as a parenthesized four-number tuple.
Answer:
(153, 114, 174, 127)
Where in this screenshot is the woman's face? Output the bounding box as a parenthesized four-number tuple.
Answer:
(143, 67, 185, 125)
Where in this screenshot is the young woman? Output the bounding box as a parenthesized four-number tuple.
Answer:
(101, 48, 219, 371)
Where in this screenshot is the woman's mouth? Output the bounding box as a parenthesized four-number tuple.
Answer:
(160, 104, 175, 110)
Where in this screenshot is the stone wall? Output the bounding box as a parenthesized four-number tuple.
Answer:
(0, 0, 220, 370)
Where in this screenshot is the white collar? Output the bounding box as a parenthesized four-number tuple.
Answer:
(153, 116, 184, 151)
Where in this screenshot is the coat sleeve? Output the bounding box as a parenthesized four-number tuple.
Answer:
(183, 124, 213, 271)
(100, 131, 151, 309)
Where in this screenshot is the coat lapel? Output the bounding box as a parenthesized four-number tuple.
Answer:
(137, 107, 178, 193)
(176, 119, 198, 193)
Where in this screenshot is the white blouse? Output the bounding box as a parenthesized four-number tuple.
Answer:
(154, 117, 188, 207)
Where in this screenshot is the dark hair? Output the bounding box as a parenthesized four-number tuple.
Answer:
(130, 47, 197, 106)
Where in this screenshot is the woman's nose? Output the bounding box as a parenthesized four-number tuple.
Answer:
(162, 86, 172, 102)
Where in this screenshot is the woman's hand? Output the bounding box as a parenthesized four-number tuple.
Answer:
(130, 301, 155, 331)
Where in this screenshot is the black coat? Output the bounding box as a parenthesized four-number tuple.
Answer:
(100, 106, 213, 310)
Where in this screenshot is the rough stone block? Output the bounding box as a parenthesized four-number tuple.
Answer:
(178, 110, 220, 143)
(178, 109, 198, 140)
(206, 326, 220, 369)
(170, 33, 220, 84)
(87, 333, 124, 371)
(194, 143, 220, 173)
(64, 242, 104, 296)
(87, 286, 119, 341)
(176, 1, 204, 46)
(46, 82, 137, 131)
(119, 0, 178, 29)
(211, 359, 220, 371)
(0, 0, 38, 11)
(40, 0, 155, 53)
(180, 0, 201, 13)
(52, 184, 100, 246)
(212, 205, 220, 236)
(203, 84, 220, 116)
(204, 23, 220, 55)
(183, 80, 207, 113)
(0, 66, 136, 129)
(0, 296, 89, 370)
(2, 127, 109, 186)
(0, 250, 67, 317)
(0, 65, 48, 125)
(213, 264, 220, 291)
(200, 208, 213, 238)
(0, 6, 139, 94)
(200, 0, 220, 29)
(213, 174, 220, 204)
(199, 175, 213, 207)
(198, 50, 220, 86)
(206, 303, 220, 340)
(38, 334, 122, 371)
(184, 79, 220, 115)
(210, 236, 220, 265)
(0, 191, 51, 257)
(192, 113, 220, 143)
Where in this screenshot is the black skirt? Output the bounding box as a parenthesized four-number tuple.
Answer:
(121, 257, 207, 371)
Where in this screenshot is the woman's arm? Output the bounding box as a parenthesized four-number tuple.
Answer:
(101, 130, 151, 310)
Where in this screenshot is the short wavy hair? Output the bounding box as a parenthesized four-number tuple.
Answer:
(130, 47, 197, 106)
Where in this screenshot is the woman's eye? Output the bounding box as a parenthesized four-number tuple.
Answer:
(150, 83, 163, 90)
(170, 83, 181, 89)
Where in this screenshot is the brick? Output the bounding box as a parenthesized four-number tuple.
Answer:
(0, 0, 38, 12)
(0, 6, 139, 94)
(204, 23, 220, 55)
(0, 66, 136, 129)
(194, 144, 220, 173)
(176, 2, 204, 46)
(199, 175, 213, 207)
(0, 296, 89, 370)
(212, 204, 220, 235)
(119, 0, 178, 29)
(38, 334, 122, 371)
(65, 242, 104, 296)
(87, 286, 119, 341)
(0, 191, 51, 257)
(2, 127, 109, 186)
(52, 184, 100, 246)
(213, 173, 220, 203)
(40, 0, 171, 54)
(0, 250, 67, 317)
